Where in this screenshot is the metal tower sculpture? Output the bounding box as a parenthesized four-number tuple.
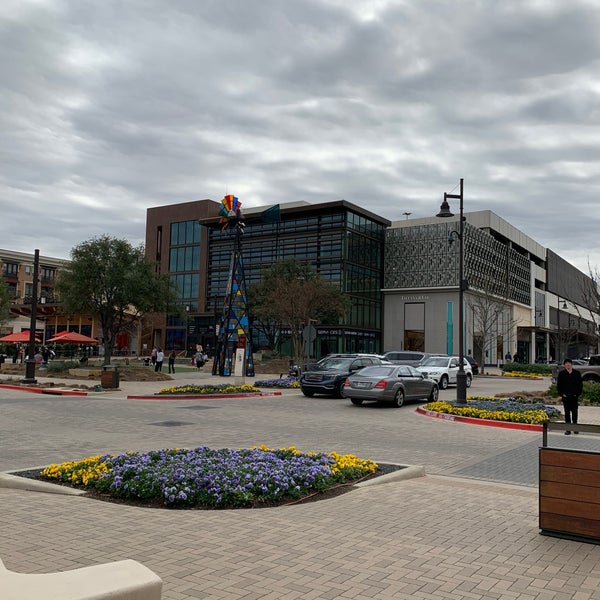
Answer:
(212, 195, 255, 377)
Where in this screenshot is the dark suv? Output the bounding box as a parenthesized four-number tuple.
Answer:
(300, 354, 384, 397)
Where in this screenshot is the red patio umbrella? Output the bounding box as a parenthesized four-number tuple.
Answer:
(46, 331, 98, 344)
(0, 331, 41, 343)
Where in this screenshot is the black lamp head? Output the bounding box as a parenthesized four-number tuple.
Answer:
(437, 197, 454, 218)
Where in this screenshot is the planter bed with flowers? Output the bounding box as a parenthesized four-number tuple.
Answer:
(128, 383, 283, 400)
(418, 396, 561, 431)
(13, 446, 399, 509)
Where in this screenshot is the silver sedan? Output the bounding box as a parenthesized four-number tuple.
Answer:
(342, 364, 439, 407)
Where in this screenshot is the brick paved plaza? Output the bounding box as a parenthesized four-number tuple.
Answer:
(1, 373, 599, 599)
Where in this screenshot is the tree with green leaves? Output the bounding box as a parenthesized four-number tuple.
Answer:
(0, 278, 10, 327)
(248, 259, 347, 362)
(55, 235, 177, 364)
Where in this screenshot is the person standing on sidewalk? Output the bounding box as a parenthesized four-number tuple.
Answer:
(155, 348, 164, 372)
(556, 357, 583, 435)
(168, 350, 176, 374)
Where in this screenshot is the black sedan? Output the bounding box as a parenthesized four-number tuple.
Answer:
(342, 364, 439, 407)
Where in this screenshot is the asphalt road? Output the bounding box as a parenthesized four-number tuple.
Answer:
(1, 374, 598, 487)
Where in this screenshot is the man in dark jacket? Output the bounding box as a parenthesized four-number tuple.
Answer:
(556, 358, 583, 435)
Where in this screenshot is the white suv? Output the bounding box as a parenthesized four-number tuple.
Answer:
(416, 356, 472, 390)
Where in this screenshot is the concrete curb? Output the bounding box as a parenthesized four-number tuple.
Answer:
(356, 464, 425, 487)
(0, 384, 89, 396)
(127, 391, 283, 400)
(416, 406, 543, 432)
(0, 471, 87, 495)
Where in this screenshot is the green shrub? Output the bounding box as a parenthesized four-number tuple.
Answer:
(547, 381, 600, 405)
(502, 362, 552, 376)
(47, 361, 81, 373)
(583, 381, 600, 405)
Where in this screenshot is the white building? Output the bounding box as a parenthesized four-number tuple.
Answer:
(383, 210, 599, 366)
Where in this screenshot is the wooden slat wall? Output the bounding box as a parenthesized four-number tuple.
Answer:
(539, 448, 600, 542)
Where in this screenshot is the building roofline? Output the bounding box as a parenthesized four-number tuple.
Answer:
(200, 199, 391, 227)
(0, 248, 67, 267)
(147, 198, 220, 214)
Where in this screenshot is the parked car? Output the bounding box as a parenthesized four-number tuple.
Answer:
(300, 355, 384, 397)
(342, 364, 439, 407)
(416, 356, 472, 389)
(465, 355, 479, 375)
(380, 351, 430, 366)
(571, 358, 589, 365)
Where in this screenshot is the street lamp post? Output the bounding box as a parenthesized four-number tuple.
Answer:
(436, 179, 467, 404)
(22, 249, 40, 384)
(556, 296, 568, 362)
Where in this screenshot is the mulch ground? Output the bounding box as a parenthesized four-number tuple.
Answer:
(0, 357, 296, 387)
(0, 364, 172, 387)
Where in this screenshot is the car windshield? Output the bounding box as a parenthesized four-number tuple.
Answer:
(354, 366, 395, 377)
(420, 357, 449, 367)
(313, 357, 356, 370)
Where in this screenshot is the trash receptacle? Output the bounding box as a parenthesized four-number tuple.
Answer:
(101, 365, 120, 389)
(143, 357, 150, 367)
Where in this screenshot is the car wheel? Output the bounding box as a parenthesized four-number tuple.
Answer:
(350, 398, 363, 406)
(428, 385, 439, 402)
(334, 383, 345, 398)
(439, 375, 449, 390)
(301, 389, 314, 397)
(466, 374, 472, 388)
(394, 389, 405, 407)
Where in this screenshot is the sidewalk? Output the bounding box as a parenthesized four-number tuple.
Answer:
(2, 469, 599, 599)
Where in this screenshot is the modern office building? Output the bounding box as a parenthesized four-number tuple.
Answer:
(144, 199, 390, 357)
(144, 197, 598, 366)
(144, 199, 221, 354)
(383, 210, 599, 366)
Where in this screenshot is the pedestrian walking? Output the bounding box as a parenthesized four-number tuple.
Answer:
(155, 348, 164, 372)
(556, 357, 583, 435)
(168, 350, 176, 374)
(151, 347, 158, 366)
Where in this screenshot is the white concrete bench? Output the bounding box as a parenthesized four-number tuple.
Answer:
(0, 557, 162, 600)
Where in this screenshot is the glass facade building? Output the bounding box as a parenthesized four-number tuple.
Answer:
(204, 201, 390, 357)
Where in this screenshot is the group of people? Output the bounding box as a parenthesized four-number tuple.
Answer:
(150, 346, 209, 373)
(150, 347, 172, 372)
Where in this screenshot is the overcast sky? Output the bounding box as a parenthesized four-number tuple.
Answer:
(1, 0, 599, 272)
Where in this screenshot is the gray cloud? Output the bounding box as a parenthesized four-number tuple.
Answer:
(1, 0, 599, 273)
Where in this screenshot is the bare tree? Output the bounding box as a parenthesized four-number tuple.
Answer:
(572, 259, 600, 355)
(248, 259, 347, 363)
(468, 293, 511, 374)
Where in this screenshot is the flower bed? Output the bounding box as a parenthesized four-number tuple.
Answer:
(158, 383, 261, 395)
(39, 446, 378, 509)
(254, 377, 300, 388)
(502, 371, 543, 380)
(423, 396, 561, 425)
